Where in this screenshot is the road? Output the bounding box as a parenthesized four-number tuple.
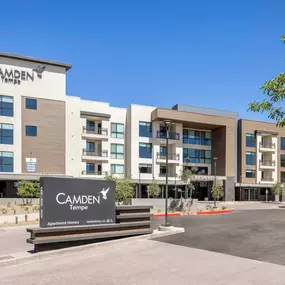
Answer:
(1, 235, 285, 285)
(0, 226, 33, 255)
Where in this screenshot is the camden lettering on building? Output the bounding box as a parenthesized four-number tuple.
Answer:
(0, 65, 45, 85)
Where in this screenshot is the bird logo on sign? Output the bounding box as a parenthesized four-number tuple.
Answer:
(100, 188, 110, 200)
(32, 65, 46, 78)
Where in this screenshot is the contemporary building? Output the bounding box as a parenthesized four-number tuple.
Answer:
(0, 52, 284, 201)
(237, 119, 285, 201)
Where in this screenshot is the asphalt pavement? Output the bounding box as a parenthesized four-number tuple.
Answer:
(153, 209, 285, 266)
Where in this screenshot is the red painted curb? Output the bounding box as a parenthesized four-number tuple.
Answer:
(197, 209, 234, 215)
(153, 213, 181, 217)
(152, 209, 234, 217)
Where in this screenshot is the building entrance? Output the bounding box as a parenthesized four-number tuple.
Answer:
(244, 188, 257, 201)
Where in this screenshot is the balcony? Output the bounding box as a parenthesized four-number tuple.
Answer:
(259, 142, 275, 152)
(157, 131, 180, 141)
(157, 152, 180, 164)
(260, 160, 275, 169)
(183, 137, 211, 146)
(159, 172, 178, 177)
(261, 177, 274, 182)
(81, 171, 107, 176)
(82, 126, 108, 140)
(82, 149, 108, 161)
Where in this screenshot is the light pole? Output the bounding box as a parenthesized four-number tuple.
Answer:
(163, 119, 172, 226)
(239, 175, 242, 202)
(213, 157, 218, 208)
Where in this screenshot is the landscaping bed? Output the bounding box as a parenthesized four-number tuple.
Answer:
(0, 203, 39, 216)
(153, 208, 234, 217)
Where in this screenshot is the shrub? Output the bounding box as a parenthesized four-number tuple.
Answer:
(1, 208, 7, 214)
(221, 206, 227, 210)
(12, 208, 16, 215)
(24, 206, 29, 213)
(7, 202, 11, 208)
(33, 205, 40, 212)
(156, 208, 162, 213)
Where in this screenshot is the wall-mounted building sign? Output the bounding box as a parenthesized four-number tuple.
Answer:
(40, 177, 116, 228)
(26, 158, 36, 172)
(0, 65, 46, 85)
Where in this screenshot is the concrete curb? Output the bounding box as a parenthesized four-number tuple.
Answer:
(0, 227, 184, 268)
(153, 209, 234, 217)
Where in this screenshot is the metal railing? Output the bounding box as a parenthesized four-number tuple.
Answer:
(157, 152, 180, 160)
(159, 173, 177, 177)
(83, 126, 108, 136)
(260, 160, 275, 166)
(183, 137, 211, 145)
(261, 178, 274, 181)
(259, 142, 275, 149)
(157, 131, 180, 140)
(81, 171, 107, 176)
(82, 149, 108, 157)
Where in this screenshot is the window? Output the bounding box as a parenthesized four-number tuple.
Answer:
(25, 98, 37, 110)
(0, 152, 13, 172)
(139, 143, 152, 158)
(160, 165, 166, 174)
(111, 144, 124, 159)
(260, 188, 271, 196)
(86, 141, 95, 152)
(86, 163, 95, 173)
(0, 95, 13, 117)
(246, 133, 256, 147)
(281, 138, 285, 150)
(160, 146, 166, 154)
(139, 122, 152, 138)
(281, 154, 285, 167)
(183, 148, 211, 164)
(246, 152, 256, 165)
(183, 129, 211, 145)
(0, 124, 13, 144)
(281, 172, 285, 182)
(25, 125, 37, 137)
(111, 164, 124, 174)
(139, 164, 152, 174)
(111, 123, 124, 138)
(246, 169, 256, 178)
(86, 120, 95, 131)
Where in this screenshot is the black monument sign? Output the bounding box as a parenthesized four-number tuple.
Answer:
(40, 177, 116, 228)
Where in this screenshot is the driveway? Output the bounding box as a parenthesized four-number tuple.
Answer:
(152, 209, 285, 266)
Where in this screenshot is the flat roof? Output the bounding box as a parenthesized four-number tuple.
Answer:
(0, 52, 72, 71)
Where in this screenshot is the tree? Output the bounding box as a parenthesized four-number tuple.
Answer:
(105, 174, 135, 204)
(17, 180, 40, 205)
(272, 182, 282, 202)
(248, 35, 285, 126)
(211, 182, 224, 207)
(180, 166, 197, 211)
(147, 180, 161, 198)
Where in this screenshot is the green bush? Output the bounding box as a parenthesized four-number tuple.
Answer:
(156, 208, 162, 213)
(221, 206, 227, 210)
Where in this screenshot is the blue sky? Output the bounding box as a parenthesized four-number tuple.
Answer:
(1, 0, 284, 121)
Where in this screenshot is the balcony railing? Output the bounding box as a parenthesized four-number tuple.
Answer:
(83, 149, 108, 157)
(183, 137, 211, 146)
(261, 178, 274, 182)
(260, 160, 275, 166)
(259, 142, 275, 149)
(157, 152, 180, 160)
(83, 126, 108, 136)
(157, 131, 180, 140)
(82, 171, 107, 176)
(159, 173, 178, 177)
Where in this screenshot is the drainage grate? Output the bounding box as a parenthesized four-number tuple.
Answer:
(0, 255, 14, 261)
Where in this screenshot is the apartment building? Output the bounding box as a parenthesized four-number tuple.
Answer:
(1, 52, 285, 201)
(237, 119, 285, 201)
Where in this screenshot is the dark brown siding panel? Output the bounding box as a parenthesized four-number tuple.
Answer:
(22, 97, 65, 174)
(212, 127, 226, 176)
